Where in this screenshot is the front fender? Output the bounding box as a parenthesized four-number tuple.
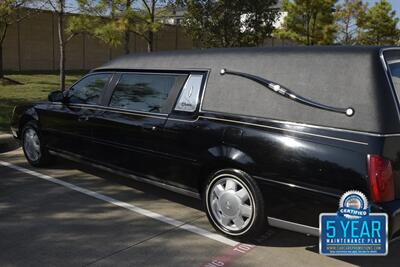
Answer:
(11, 104, 39, 139)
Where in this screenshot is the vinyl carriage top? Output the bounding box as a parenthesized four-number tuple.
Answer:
(95, 46, 400, 133)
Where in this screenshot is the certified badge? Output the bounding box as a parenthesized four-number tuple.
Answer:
(320, 190, 388, 256)
(338, 190, 369, 219)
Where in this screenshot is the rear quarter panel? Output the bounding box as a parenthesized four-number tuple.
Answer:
(194, 113, 371, 227)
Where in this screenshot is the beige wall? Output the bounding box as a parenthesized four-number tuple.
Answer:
(3, 9, 289, 71)
(3, 9, 194, 71)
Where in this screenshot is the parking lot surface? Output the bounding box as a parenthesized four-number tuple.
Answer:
(1, 148, 399, 266)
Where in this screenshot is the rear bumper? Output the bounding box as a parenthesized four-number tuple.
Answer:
(378, 199, 400, 240)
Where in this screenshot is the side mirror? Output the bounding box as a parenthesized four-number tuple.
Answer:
(48, 91, 66, 103)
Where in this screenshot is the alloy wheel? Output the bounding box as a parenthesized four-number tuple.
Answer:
(24, 128, 41, 162)
(209, 175, 254, 232)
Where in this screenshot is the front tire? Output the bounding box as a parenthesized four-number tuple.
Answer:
(22, 121, 53, 167)
(204, 169, 267, 240)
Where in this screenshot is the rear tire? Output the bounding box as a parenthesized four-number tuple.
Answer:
(203, 169, 267, 241)
(22, 121, 53, 167)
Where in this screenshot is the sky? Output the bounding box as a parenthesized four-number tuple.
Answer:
(365, 0, 400, 16)
(64, 0, 400, 17)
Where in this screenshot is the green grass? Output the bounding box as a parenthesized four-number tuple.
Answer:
(0, 72, 85, 132)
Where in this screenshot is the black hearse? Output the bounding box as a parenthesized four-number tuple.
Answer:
(10, 46, 400, 240)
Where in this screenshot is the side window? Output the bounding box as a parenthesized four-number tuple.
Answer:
(68, 73, 112, 105)
(174, 74, 203, 112)
(109, 73, 185, 113)
(389, 62, 400, 101)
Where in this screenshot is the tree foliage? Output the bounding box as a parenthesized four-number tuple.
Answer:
(275, 0, 337, 45)
(357, 0, 399, 45)
(69, 0, 171, 53)
(182, 0, 279, 48)
(0, 0, 38, 79)
(334, 0, 366, 45)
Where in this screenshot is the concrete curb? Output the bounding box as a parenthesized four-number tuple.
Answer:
(0, 134, 20, 153)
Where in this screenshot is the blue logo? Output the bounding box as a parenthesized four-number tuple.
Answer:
(320, 191, 388, 256)
(337, 191, 370, 219)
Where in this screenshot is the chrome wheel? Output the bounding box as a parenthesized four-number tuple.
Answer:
(209, 175, 254, 232)
(24, 128, 41, 162)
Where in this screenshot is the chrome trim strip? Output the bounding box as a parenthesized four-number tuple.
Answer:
(169, 112, 400, 137)
(267, 217, 319, 236)
(52, 102, 398, 140)
(198, 70, 211, 113)
(167, 116, 200, 123)
(51, 103, 168, 119)
(254, 176, 341, 198)
(95, 67, 211, 73)
(199, 116, 369, 145)
(48, 150, 201, 199)
(227, 115, 391, 138)
(103, 70, 190, 76)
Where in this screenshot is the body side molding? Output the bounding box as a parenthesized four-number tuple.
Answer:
(48, 149, 201, 199)
(267, 217, 319, 236)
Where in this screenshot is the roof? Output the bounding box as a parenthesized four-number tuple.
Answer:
(97, 46, 384, 71)
(95, 46, 400, 133)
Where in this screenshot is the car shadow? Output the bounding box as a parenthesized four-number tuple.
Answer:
(47, 158, 203, 211)
(20, 156, 400, 260)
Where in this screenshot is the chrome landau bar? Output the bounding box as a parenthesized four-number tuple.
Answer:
(220, 68, 355, 117)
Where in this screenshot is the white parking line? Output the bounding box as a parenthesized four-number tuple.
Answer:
(0, 160, 239, 247)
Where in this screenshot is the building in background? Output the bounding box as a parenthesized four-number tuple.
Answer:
(162, 1, 286, 29)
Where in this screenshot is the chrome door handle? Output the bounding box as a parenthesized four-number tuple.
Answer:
(144, 124, 158, 131)
(78, 116, 89, 122)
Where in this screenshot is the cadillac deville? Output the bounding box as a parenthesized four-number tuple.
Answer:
(10, 46, 400, 240)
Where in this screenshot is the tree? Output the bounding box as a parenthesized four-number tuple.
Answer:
(238, 0, 280, 46)
(72, 0, 170, 53)
(182, 0, 279, 48)
(334, 0, 367, 45)
(183, 0, 241, 48)
(357, 0, 399, 45)
(45, 0, 79, 91)
(132, 0, 170, 52)
(0, 0, 37, 81)
(275, 0, 337, 45)
(68, 0, 123, 51)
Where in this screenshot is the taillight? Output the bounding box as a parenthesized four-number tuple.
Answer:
(368, 155, 395, 202)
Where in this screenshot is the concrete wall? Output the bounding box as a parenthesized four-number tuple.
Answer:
(2, 9, 194, 71)
(3, 9, 291, 71)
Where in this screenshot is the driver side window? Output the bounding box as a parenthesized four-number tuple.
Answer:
(68, 73, 112, 105)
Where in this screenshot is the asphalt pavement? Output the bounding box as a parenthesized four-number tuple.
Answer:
(0, 148, 399, 267)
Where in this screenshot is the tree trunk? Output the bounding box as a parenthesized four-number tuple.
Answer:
(147, 0, 156, 52)
(0, 45, 3, 79)
(124, 30, 130, 54)
(147, 31, 153, 52)
(305, 14, 310, 45)
(124, 0, 132, 54)
(58, 1, 66, 91)
(0, 24, 8, 79)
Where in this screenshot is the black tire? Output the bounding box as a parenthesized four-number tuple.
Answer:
(21, 121, 53, 167)
(203, 169, 267, 241)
